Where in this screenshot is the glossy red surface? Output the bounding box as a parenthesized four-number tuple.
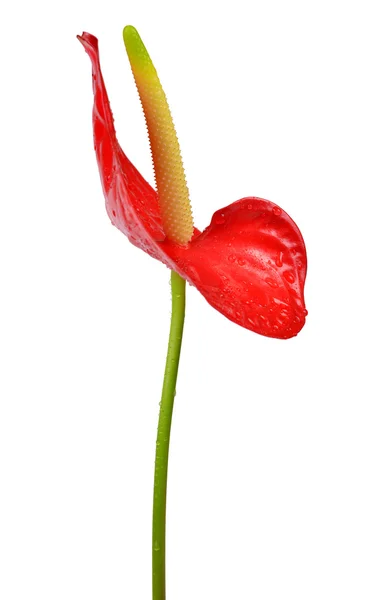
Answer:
(78, 33, 307, 339)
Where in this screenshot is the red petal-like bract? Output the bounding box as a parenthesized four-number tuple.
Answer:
(78, 33, 307, 339)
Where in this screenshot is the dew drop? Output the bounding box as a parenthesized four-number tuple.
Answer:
(237, 258, 246, 266)
(272, 206, 282, 216)
(303, 308, 308, 316)
(215, 212, 226, 225)
(228, 254, 236, 263)
(154, 542, 160, 552)
(247, 202, 253, 210)
(275, 251, 283, 268)
(266, 277, 278, 288)
(283, 271, 295, 284)
(112, 210, 116, 217)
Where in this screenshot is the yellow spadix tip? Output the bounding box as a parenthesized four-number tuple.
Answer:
(123, 25, 194, 245)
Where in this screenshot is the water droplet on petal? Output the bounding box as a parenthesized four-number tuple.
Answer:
(303, 309, 308, 316)
(237, 258, 246, 266)
(283, 272, 295, 284)
(275, 252, 283, 268)
(214, 212, 226, 225)
(272, 206, 282, 216)
(247, 202, 253, 210)
(228, 254, 236, 263)
(266, 278, 278, 288)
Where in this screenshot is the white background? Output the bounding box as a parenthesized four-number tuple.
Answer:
(1, 1, 376, 598)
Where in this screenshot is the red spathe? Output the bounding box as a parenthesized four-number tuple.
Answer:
(78, 33, 307, 339)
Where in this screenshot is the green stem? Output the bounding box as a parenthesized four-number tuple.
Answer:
(152, 270, 186, 600)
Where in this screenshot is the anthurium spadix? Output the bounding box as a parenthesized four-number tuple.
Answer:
(78, 27, 307, 340)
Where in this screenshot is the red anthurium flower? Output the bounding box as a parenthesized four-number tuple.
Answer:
(78, 31, 307, 339)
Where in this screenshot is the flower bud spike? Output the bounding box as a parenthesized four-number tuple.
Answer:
(123, 25, 194, 245)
